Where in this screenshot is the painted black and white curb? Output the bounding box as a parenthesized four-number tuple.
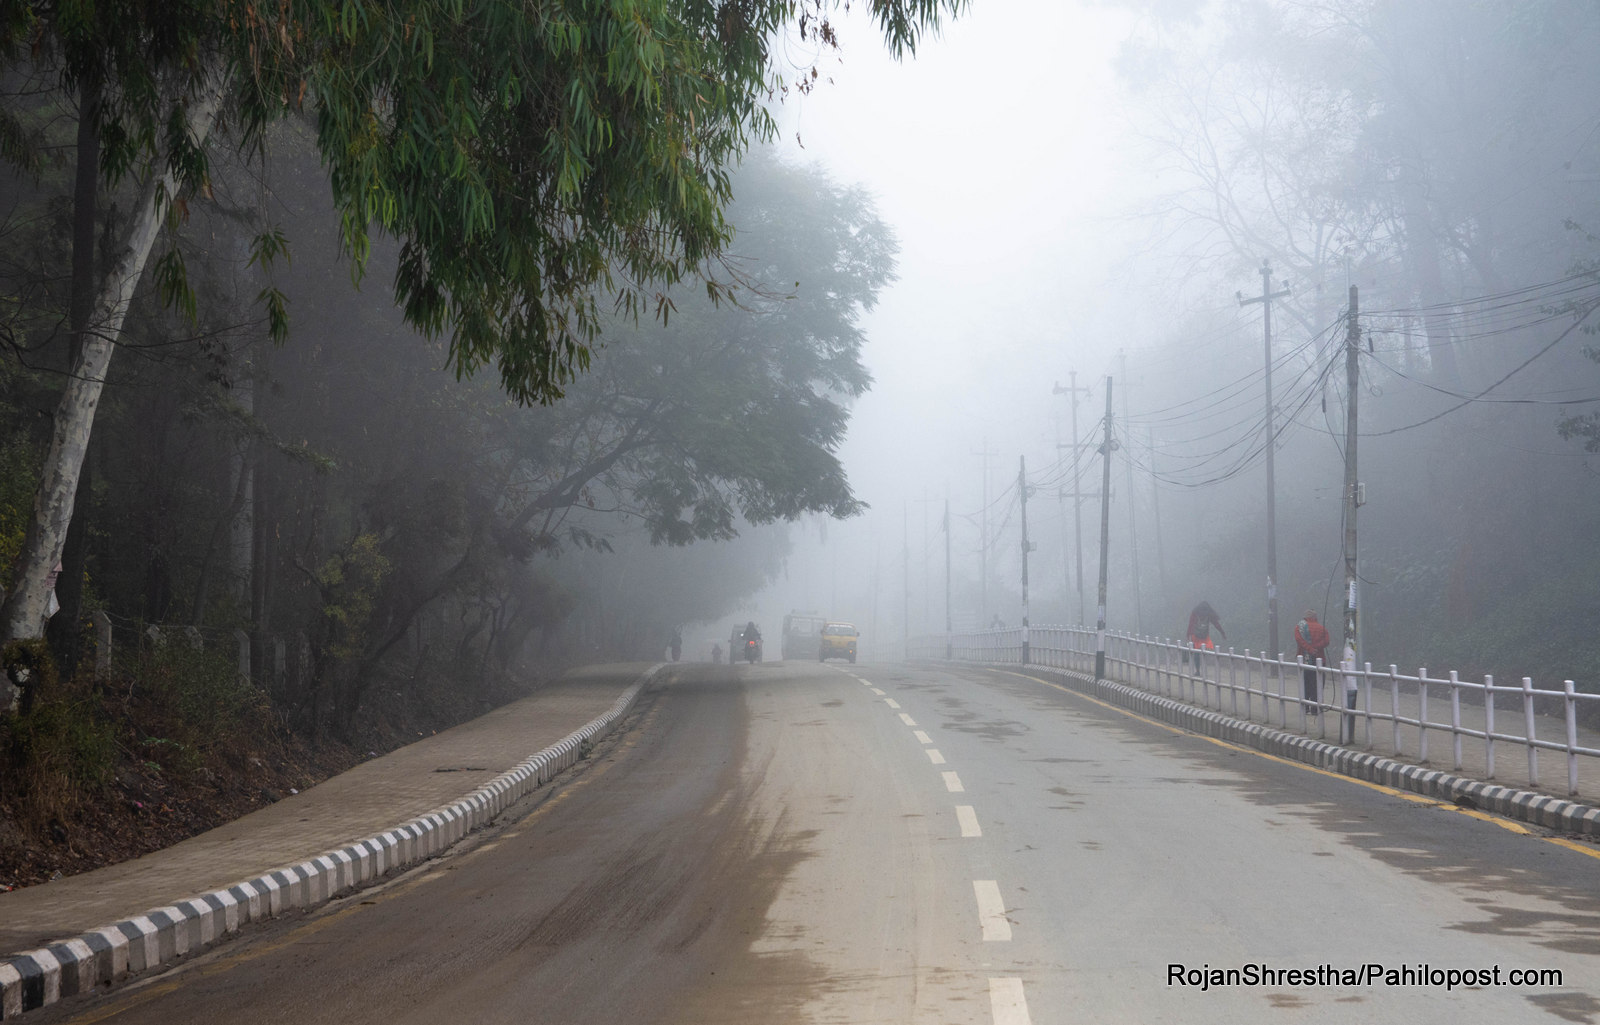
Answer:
(970, 660, 1600, 838)
(0, 666, 661, 1019)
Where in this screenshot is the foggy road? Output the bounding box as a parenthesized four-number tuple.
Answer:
(39, 661, 1600, 1025)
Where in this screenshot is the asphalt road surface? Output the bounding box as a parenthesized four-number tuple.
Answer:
(36, 661, 1600, 1025)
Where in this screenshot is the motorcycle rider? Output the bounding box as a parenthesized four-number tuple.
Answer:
(741, 621, 762, 662)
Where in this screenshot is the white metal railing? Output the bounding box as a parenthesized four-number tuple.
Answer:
(907, 626, 1600, 798)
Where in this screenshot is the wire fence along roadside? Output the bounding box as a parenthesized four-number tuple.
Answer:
(908, 627, 1600, 800)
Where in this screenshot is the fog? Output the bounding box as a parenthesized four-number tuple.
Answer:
(718, 0, 1600, 684)
(4, 0, 1598, 717)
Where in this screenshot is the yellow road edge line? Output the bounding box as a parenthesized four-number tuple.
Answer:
(997, 669, 1581, 848)
(1545, 836, 1600, 862)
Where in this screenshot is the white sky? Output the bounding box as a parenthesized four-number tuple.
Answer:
(771, 1, 1149, 513)
(740, 1, 1162, 639)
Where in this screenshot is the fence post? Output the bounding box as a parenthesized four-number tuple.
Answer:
(1243, 649, 1254, 720)
(1390, 666, 1401, 755)
(1484, 675, 1496, 779)
(1276, 653, 1287, 728)
(1361, 663, 1373, 748)
(1228, 648, 1238, 718)
(234, 629, 251, 685)
(296, 631, 311, 693)
(1449, 670, 1463, 771)
(1522, 677, 1539, 789)
(1420, 668, 1433, 764)
(1565, 680, 1578, 797)
(1297, 656, 1308, 733)
(92, 610, 112, 679)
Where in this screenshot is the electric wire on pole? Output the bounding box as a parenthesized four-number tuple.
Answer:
(1019, 456, 1032, 665)
(1239, 259, 1291, 667)
(1095, 378, 1116, 682)
(1118, 350, 1144, 633)
(1053, 374, 1091, 625)
(1341, 285, 1363, 743)
(971, 441, 993, 626)
(1146, 424, 1168, 602)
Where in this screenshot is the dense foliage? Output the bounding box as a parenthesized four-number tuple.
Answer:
(0, 0, 960, 642)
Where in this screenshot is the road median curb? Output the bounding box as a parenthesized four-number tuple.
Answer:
(0, 665, 661, 1019)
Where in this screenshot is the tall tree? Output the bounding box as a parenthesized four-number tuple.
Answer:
(0, 0, 962, 642)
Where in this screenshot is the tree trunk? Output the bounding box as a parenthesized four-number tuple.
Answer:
(0, 67, 227, 643)
(46, 72, 102, 673)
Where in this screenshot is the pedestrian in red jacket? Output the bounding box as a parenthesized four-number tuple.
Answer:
(1294, 611, 1331, 714)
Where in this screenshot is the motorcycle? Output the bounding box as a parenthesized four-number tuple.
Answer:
(743, 636, 762, 663)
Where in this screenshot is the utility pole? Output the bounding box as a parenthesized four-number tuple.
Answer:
(1019, 456, 1033, 665)
(971, 441, 993, 626)
(1095, 378, 1116, 682)
(1146, 425, 1168, 601)
(913, 492, 941, 633)
(1238, 259, 1291, 664)
(923, 491, 930, 629)
(1341, 285, 1363, 743)
(944, 497, 952, 659)
(902, 500, 909, 662)
(1118, 350, 1143, 632)
(1053, 373, 1090, 624)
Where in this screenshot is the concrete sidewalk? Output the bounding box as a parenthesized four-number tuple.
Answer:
(0, 663, 660, 1018)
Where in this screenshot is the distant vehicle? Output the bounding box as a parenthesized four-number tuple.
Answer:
(819, 622, 859, 663)
(781, 612, 827, 660)
(732, 622, 763, 664)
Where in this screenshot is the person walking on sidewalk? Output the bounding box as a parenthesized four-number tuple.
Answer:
(1186, 601, 1225, 651)
(1184, 600, 1225, 670)
(1294, 610, 1331, 714)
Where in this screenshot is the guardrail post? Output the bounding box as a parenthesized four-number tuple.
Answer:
(1564, 680, 1577, 796)
(1360, 663, 1373, 748)
(1449, 670, 1463, 771)
(1297, 656, 1308, 733)
(1389, 666, 1401, 755)
(1276, 653, 1287, 728)
(1229, 648, 1239, 718)
(1484, 674, 1496, 779)
(1522, 677, 1539, 788)
(1243, 649, 1254, 721)
(1418, 668, 1429, 764)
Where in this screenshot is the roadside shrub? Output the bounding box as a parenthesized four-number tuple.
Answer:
(1, 643, 116, 832)
(127, 642, 274, 775)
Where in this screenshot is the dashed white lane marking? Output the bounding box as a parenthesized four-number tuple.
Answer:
(956, 805, 982, 837)
(884, 698, 901, 709)
(913, 730, 933, 744)
(870, 687, 885, 695)
(926, 748, 946, 765)
(989, 978, 1031, 1025)
(899, 713, 918, 726)
(973, 880, 1012, 941)
(942, 771, 965, 793)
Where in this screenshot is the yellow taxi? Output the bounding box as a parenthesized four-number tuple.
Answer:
(819, 622, 859, 663)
